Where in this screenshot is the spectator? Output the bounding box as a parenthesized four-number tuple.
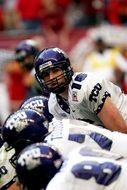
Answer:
(112, 45, 127, 94)
(5, 60, 27, 112)
(3, 0, 18, 30)
(15, 0, 43, 30)
(107, 0, 127, 25)
(82, 38, 127, 93)
(82, 37, 116, 80)
(0, 49, 14, 124)
(41, 0, 70, 32)
(73, 0, 105, 27)
(41, 0, 71, 47)
(0, 3, 4, 30)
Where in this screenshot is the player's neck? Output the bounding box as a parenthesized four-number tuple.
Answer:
(59, 87, 68, 100)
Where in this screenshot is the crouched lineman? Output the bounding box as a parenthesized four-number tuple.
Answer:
(18, 95, 127, 159)
(0, 108, 48, 190)
(46, 145, 127, 190)
(2, 95, 127, 189)
(15, 142, 127, 190)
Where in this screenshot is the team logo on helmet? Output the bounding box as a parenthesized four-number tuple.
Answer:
(53, 48, 68, 57)
(18, 147, 41, 169)
(39, 61, 53, 72)
(5, 111, 28, 132)
(20, 96, 53, 122)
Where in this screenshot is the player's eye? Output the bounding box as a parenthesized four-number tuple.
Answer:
(41, 70, 50, 79)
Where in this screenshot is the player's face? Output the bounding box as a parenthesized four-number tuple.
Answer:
(43, 67, 65, 88)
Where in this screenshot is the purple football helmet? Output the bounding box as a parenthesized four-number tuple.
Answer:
(2, 109, 48, 152)
(16, 143, 63, 190)
(20, 96, 53, 122)
(34, 47, 73, 94)
(15, 39, 39, 71)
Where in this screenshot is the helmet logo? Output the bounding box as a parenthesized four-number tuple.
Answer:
(5, 112, 28, 132)
(18, 148, 41, 170)
(53, 48, 68, 58)
(22, 100, 44, 113)
(53, 47, 64, 54)
(39, 61, 52, 72)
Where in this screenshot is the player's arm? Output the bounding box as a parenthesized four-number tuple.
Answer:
(98, 97, 127, 133)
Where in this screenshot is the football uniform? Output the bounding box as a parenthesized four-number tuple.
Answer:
(48, 117, 63, 132)
(46, 146, 127, 190)
(45, 119, 127, 158)
(0, 142, 16, 190)
(48, 72, 127, 126)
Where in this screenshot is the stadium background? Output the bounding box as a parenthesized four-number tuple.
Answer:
(0, 0, 127, 189)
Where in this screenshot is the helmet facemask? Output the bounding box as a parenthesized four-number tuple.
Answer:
(35, 62, 73, 94)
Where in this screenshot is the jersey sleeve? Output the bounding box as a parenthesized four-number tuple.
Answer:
(82, 74, 111, 114)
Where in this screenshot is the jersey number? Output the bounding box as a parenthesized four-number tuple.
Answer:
(71, 161, 121, 186)
(71, 73, 87, 90)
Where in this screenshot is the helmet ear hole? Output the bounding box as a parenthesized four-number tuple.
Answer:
(34, 47, 73, 94)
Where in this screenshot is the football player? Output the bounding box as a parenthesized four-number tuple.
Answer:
(15, 39, 39, 72)
(20, 95, 53, 122)
(20, 95, 62, 132)
(0, 108, 48, 189)
(16, 142, 127, 190)
(16, 143, 63, 190)
(34, 47, 127, 133)
(15, 39, 48, 98)
(46, 146, 127, 190)
(45, 118, 127, 159)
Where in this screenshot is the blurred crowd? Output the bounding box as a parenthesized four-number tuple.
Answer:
(1, 0, 127, 125)
(0, 0, 127, 32)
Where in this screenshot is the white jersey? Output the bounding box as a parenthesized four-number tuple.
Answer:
(45, 119, 127, 159)
(46, 146, 127, 190)
(48, 72, 127, 126)
(0, 142, 16, 189)
(48, 117, 63, 132)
